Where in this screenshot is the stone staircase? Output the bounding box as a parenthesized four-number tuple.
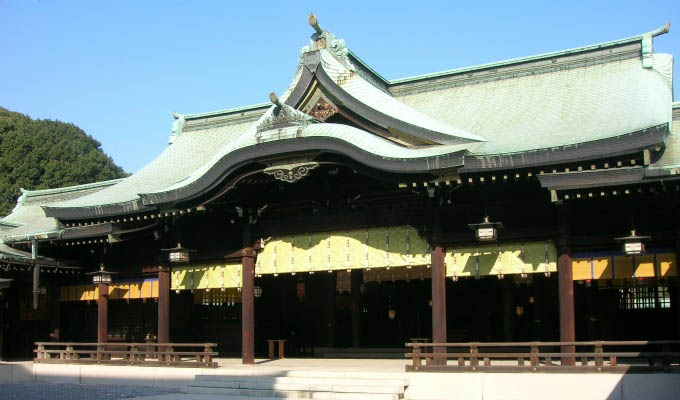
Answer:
(181, 370, 409, 400)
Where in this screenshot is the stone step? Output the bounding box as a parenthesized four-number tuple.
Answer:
(189, 380, 404, 394)
(182, 386, 403, 400)
(194, 374, 409, 388)
(198, 370, 409, 380)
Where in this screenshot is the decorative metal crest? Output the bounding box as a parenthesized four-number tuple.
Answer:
(263, 162, 319, 183)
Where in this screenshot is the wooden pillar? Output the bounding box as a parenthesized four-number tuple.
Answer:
(675, 239, 680, 339)
(503, 278, 513, 341)
(158, 266, 170, 343)
(532, 278, 542, 340)
(431, 243, 447, 364)
(97, 283, 109, 343)
(557, 205, 575, 365)
(49, 285, 60, 341)
(0, 290, 5, 360)
(351, 269, 362, 347)
(241, 247, 255, 364)
(327, 274, 336, 347)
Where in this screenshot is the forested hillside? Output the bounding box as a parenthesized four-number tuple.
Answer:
(0, 107, 127, 216)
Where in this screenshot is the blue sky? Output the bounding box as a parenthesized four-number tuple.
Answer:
(1, 1, 678, 173)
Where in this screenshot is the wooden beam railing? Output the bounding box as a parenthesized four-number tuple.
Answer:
(405, 341, 680, 373)
(34, 342, 218, 368)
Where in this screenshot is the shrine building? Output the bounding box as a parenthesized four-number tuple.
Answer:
(0, 16, 677, 364)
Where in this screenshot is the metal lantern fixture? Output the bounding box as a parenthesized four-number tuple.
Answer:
(468, 216, 504, 241)
(162, 243, 196, 263)
(254, 286, 263, 298)
(614, 230, 650, 256)
(87, 263, 116, 285)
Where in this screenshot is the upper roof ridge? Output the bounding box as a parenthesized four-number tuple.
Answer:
(390, 23, 671, 86)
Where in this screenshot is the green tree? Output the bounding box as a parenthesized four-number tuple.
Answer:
(0, 107, 128, 216)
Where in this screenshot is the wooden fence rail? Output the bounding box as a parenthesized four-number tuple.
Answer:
(405, 340, 680, 373)
(34, 342, 218, 368)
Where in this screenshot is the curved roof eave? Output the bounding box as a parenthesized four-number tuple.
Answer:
(285, 49, 486, 145)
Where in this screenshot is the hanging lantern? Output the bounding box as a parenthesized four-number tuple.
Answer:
(468, 216, 503, 241)
(614, 230, 650, 256)
(254, 286, 263, 298)
(388, 306, 396, 320)
(86, 263, 116, 286)
(162, 243, 196, 263)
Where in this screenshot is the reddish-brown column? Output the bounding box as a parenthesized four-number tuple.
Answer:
(241, 247, 255, 364)
(49, 285, 60, 341)
(557, 205, 575, 365)
(158, 266, 170, 343)
(97, 283, 109, 343)
(351, 269, 362, 347)
(503, 278, 513, 341)
(327, 275, 336, 346)
(431, 243, 447, 365)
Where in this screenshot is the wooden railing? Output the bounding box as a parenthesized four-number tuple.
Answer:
(405, 341, 680, 373)
(34, 342, 218, 368)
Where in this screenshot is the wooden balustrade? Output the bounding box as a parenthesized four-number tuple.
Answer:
(405, 341, 680, 373)
(34, 342, 218, 368)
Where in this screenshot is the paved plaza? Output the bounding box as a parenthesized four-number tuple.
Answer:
(0, 382, 179, 400)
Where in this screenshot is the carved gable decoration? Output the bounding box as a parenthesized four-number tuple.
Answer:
(263, 161, 319, 183)
(256, 104, 317, 134)
(308, 98, 338, 121)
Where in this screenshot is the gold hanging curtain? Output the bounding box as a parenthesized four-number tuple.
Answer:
(572, 253, 677, 280)
(59, 279, 158, 302)
(255, 226, 431, 275)
(171, 262, 242, 291)
(446, 241, 557, 279)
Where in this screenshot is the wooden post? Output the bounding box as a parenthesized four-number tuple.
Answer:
(97, 283, 109, 343)
(431, 242, 447, 365)
(49, 285, 60, 341)
(503, 278, 513, 341)
(241, 246, 255, 364)
(0, 290, 4, 361)
(327, 274, 336, 346)
(158, 266, 170, 344)
(557, 205, 575, 365)
(351, 269, 362, 347)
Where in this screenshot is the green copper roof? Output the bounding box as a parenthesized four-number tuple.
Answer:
(0, 179, 122, 242)
(397, 53, 673, 155)
(1, 22, 675, 226)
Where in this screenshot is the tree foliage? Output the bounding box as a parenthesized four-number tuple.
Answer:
(0, 107, 127, 216)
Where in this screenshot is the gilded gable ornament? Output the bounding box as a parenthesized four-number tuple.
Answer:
(308, 98, 338, 121)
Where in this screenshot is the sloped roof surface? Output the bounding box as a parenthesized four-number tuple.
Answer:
(52, 116, 258, 209)
(395, 53, 673, 155)
(0, 179, 121, 240)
